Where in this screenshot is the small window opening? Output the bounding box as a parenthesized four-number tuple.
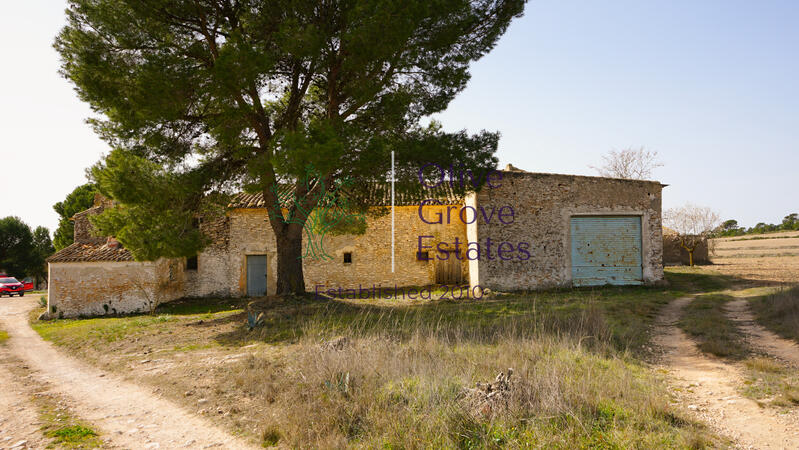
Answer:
(343, 252, 352, 264)
(186, 255, 198, 271)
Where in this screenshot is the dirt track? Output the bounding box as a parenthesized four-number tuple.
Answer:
(654, 297, 799, 448)
(725, 299, 799, 368)
(0, 297, 256, 449)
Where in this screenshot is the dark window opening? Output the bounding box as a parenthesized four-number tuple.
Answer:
(186, 255, 198, 271)
(343, 252, 352, 264)
(417, 251, 430, 261)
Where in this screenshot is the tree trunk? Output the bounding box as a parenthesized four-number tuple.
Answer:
(688, 250, 694, 267)
(274, 223, 306, 295)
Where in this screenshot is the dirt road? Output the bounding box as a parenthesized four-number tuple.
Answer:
(654, 297, 799, 448)
(0, 297, 257, 449)
(725, 298, 799, 367)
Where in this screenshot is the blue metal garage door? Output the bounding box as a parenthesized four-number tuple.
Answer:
(246, 255, 267, 296)
(571, 216, 643, 287)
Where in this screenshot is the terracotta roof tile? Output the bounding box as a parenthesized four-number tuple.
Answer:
(47, 242, 134, 263)
(229, 182, 463, 209)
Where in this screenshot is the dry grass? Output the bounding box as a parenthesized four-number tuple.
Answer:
(223, 314, 711, 448)
(678, 295, 749, 360)
(748, 286, 799, 344)
(30, 276, 726, 448)
(710, 232, 799, 285)
(741, 357, 799, 408)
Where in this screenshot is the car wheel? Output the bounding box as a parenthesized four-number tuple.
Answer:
(20, 292, 25, 297)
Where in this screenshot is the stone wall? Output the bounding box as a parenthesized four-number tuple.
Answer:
(185, 216, 232, 297)
(468, 172, 665, 290)
(188, 204, 469, 297)
(47, 258, 184, 318)
(662, 233, 709, 265)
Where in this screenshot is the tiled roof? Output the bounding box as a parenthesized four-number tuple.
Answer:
(229, 182, 463, 209)
(47, 242, 134, 263)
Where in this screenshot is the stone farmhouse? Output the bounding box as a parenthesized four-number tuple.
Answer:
(46, 166, 665, 318)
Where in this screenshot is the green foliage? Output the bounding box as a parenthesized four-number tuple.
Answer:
(53, 183, 97, 250)
(55, 0, 526, 291)
(89, 150, 210, 260)
(31, 226, 55, 284)
(0, 216, 35, 277)
(713, 213, 799, 237)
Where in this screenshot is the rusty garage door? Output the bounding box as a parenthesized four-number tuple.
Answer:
(570, 216, 643, 286)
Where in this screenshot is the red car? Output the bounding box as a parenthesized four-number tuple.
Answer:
(0, 277, 31, 296)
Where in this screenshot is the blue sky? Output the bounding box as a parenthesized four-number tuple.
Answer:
(1, 0, 797, 232)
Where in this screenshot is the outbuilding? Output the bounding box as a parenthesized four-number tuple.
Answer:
(46, 166, 665, 317)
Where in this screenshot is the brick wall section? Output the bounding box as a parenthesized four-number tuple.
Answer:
(48, 258, 184, 318)
(185, 216, 232, 297)
(468, 172, 665, 290)
(72, 207, 106, 245)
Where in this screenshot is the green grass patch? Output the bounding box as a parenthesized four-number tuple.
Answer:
(31, 306, 241, 350)
(741, 357, 799, 408)
(664, 267, 739, 294)
(748, 286, 799, 344)
(678, 294, 749, 359)
(0, 329, 8, 344)
(34, 394, 102, 448)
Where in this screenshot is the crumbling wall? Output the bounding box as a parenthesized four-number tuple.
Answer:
(47, 258, 183, 318)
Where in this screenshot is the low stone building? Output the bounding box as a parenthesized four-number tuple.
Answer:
(662, 228, 710, 265)
(47, 201, 185, 318)
(47, 166, 665, 317)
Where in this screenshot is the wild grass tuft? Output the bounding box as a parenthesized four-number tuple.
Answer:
(678, 295, 749, 359)
(741, 357, 799, 408)
(748, 286, 799, 344)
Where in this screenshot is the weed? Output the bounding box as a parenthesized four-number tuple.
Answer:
(678, 295, 749, 359)
(33, 393, 102, 448)
(0, 329, 8, 344)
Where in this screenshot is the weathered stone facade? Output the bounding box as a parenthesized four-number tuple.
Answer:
(47, 168, 665, 317)
(467, 172, 664, 290)
(191, 204, 467, 297)
(46, 204, 184, 318)
(48, 259, 183, 318)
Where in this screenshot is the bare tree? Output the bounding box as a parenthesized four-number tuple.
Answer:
(664, 204, 720, 266)
(591, 147, 664, 180)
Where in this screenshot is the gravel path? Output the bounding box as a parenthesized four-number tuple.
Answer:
(0, 358, 46, 449)
(0, 297, 257, 449)
(654, 296, 799, 449)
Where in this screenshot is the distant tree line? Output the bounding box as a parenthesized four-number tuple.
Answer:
(713, 214, 799, 237)
(0, 183, 98, 287)
(0, 217, 54, 286)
